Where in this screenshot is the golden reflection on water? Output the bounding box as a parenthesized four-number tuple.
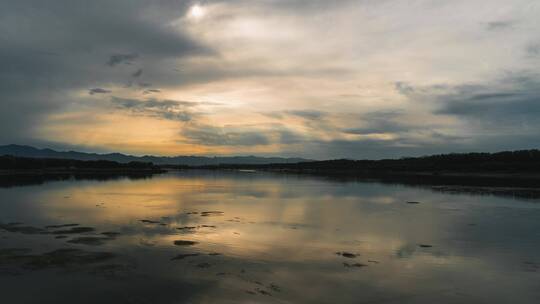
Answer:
(1, 171, 540, 303)
(35, 174, 420, 261)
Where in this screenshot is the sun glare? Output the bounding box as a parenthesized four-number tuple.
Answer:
(188, 4, 205, 19)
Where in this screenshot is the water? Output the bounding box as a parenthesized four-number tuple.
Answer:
(1, 171, 539, 303)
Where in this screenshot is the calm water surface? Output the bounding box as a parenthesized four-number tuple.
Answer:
(1, 171, 539, 303)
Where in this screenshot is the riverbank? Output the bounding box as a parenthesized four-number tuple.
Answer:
(0, 168, 166, 176)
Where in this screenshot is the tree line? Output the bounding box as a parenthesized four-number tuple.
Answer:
(194, 150, 540, 173)
(0, 155, 158, 170)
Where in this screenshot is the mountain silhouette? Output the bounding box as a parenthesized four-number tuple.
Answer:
(0, 144, 310, 166)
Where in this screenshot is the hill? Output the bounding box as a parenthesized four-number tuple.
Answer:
(0, 145, 310, 166)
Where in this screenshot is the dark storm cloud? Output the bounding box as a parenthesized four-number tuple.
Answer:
(343, 111, 410, 135)
(277, 129, 307, 144)
(299, 140, 421, 160)
(294, 117, 475, 159)
(436, 93, 526, 116)
(111, 97, 201, 122)
(0, 0, 210, 144)
(111, 97, 200, 109)
(486, 20, 514, 31)
(132, 69, 143, 77)
(526, 43, 540, 56)
(262, 110, 330, 122)
(108, 53, 138, 66)
(286, 110, 327, 120)
(148, 62, 355, 91)
(180, 122, 312, 147)
(284, 109, 424, 140)
(182, 124, 270, 146)
(143, 89, 161, 95)
(280, 135, 467, 160)
(176, 107, 469, 158)
(396, 75, 540, 130)
(89, 88, 112, 95)
(388, 74, 540, 155)
(433, 78, 540, 125)
(394, 82, 415, 95)
(3, 1, 207, 57)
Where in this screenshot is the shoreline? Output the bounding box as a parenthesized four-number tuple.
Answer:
(178, 167, 540, 183)
(170, 168, 540, 199)
(1, 167, 539, 199)
(0, 168, 166, 176)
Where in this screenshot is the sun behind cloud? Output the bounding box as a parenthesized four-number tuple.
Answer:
(188, 4, 206, 20)
(1, 1, 540, 158)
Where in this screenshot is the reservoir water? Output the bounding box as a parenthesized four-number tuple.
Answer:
(1, 171, 539, 303)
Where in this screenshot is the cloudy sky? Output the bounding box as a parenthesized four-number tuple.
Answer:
(1, 0, 539, 159)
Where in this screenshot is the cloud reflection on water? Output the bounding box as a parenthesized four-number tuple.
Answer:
(0, 171, 539, 303)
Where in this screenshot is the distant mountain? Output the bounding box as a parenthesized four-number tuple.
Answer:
(0, 145, 311, 166)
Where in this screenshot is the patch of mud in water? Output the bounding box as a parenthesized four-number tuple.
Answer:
(177, 226, 197, 232)
(52, 227, 95, 234)
(343, 262, 367, 268)
(140, 219, 165, 225)
(45, 224, 79, 229)
(171, 253, 200, 260)
(255, 288, 272, 296)
(269, 283, 282, 292)
(101, 232, 121, 237)
(522, 261, 539, 272)
(196, 262, 211, 268)
(0, 248, 117, 274)
(139, 239, 156, 247)
(174, 240, 198, 246)
(200, 211, 224, 217)
(67, 237, 115, 246)
(0, 223, 47, 234)
(336, 252, 359, 258)
(1, 223, 97, 236)
(86, 263, 135, 278)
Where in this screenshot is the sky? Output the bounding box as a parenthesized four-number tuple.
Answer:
(1, 0, 539, 159)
